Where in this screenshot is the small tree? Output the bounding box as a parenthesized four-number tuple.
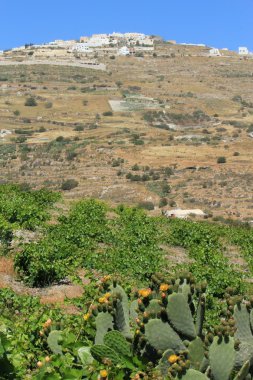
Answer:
(61, 179, 79, 191)
(25, 97, 37, 107)
(217, 156, 226, 164)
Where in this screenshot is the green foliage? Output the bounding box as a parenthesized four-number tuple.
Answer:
(24, 97, 37, 106)
(61, 179, 79, 190)
(0, 184, 60, 248)
(217, 156, 227, 164)
(15, 201, 163, 286)
(163, 218, 243, 298)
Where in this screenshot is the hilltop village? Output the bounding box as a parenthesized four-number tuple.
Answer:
(0, 32, 252, 64)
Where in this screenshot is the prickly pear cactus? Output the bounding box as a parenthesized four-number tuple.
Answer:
(47, 330, 63, 355)
(157, 348, 175, 377)
(95, 312, 113, 345)
(104, 330, 131, 357)
(166, 293, 196, 340)
(90, 344, 120, 365)
(234, 304, 253, 343)
(111, 284, 132, 338)
(176, 369, 209, 380)
(187, 337, 205, 370)
(209, 336, 235, 380)
(145, 319, 186, 352)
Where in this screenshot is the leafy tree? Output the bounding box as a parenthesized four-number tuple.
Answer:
(24, 97, 37, 107)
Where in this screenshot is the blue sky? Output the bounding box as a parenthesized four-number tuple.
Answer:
(1, 0, 253, 51)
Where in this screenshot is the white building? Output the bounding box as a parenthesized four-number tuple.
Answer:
(48, 40, 76, 48)
(163, 209, 206, 219)
(110, 32, 124, 38)
(209, 48, 221, 56)
(239, 47, 249, 55)
(125, 33, 145, 40)
(0, 50, 3, 55)
(72, 44, 92, 53)
(118, 46, 130, 56)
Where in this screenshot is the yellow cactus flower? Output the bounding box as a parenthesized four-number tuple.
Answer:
(45, 356, 51, 362)
(159, 283, 170, 292)
(168, 354, 179, 364)
(100, 369, 108, 378)
(37, 361, 43, 368)
(138, 288, 152, 298)
(104, 292, 111, 299)
(83, 313, 90, 321)
(101, 275, 111, 283)
(98, 297, 106, 304)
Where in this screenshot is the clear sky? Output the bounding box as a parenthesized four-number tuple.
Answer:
(1, 0, 253, 51)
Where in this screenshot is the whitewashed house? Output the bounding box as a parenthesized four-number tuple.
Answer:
(72, 44, 92, 53)
(209, 48, 221, 56)
(118, 46, 130, 56)
(163, 209, 207, 219)
(239, 47, 249, 55)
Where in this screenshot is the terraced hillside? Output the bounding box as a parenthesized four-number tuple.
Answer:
(0, 42, 253, 220)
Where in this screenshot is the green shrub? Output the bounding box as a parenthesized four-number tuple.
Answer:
(159, 197, 168, 208)
(61, 179, 79, 191)
(74, 125, 84, 131)
(217, 156, 226, 164)
(24, 97, 37, 107)
(103, 111, 113, 116)
(138, 201, 155, 210)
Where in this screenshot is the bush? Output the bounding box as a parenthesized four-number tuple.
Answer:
(138, 201, 155, 210)
(159, 197, 168, 208)
(233, 151, 240, 156)
(103, 111, 113, 116)
(66, 151, 77, 161)
(61, 179, 79, 191)
(131, 164, 140, 171)
(74, 125, 84, 131)
(24, 97, 37, 107)
(45, 101, 53, 109)
(217, 156, 226, 164)
(38, 126, 46, 132)
(13, 110, 20, 116)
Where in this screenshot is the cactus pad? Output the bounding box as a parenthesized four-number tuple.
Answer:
(95, 312, 113, 345)
(111, 284, 131, 338)
(209, 336, 235, 380)
(234, 304, 252, 343)
(47, 330, 63, 355)
(176, 369, 209, 379)
(145, 318, 185, 352)
(166, 293, 196, 340)
(146, 299, 162, 316)
(104, 330, 131, 357)
(195, 296, 205, 337)
(157, 348, 175, 377)
(188, 337, 205, 370)
(91, 344, 120, 365)
(130, 299, 139, 322)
